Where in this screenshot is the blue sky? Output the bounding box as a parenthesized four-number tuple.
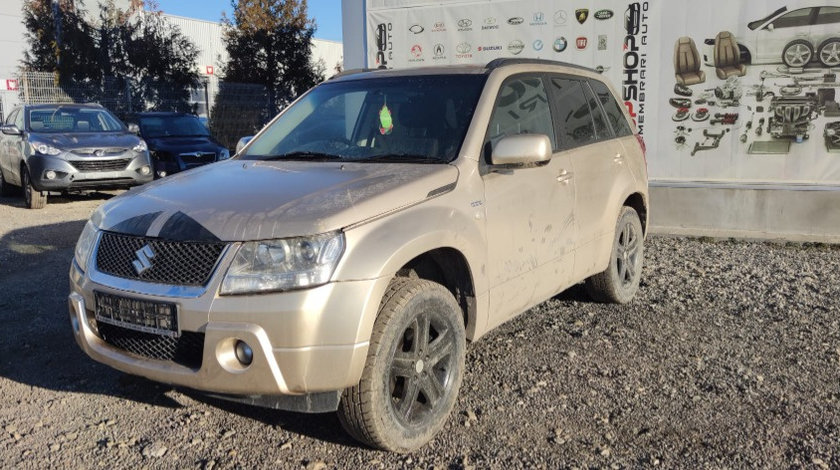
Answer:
(153, 0, 343, 42)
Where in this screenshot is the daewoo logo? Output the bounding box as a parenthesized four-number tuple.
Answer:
(595, 9, 614, 20)
(132, 244, 155, 275)
(508, 17, 524, 25)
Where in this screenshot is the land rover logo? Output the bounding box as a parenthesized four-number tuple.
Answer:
(508, 17, 524, 25)
(594, 9, 614, 20)
(458, 19, 472, 28)
(553, 37, 568, 52)
(456, 42, 471, 54)
(575, 8, 589, 24)
(409, 24, 424, 34)
(94, 149, 105, 157)
(508, 40, 525, 55)
(132, 244, 155, 275)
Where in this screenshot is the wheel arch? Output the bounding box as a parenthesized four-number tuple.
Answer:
(623, 192, 648, 236)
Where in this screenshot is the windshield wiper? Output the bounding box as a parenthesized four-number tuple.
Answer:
(352, 154, 445, 164)
(259, 151, 345, 161)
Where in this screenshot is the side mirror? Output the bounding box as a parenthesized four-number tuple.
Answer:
(1, 125, 22, 136)
(491, 134, 552, 166)
(236, 136, 254, 154)
(127, 123, 140, 134)
(766, 23, 774, 32)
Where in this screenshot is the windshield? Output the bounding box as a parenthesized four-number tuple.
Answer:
(242, 74, 487, 163)
(27, 107, 125, 133)
(139, 115, 210, 138)
(749, 6, 786, 30)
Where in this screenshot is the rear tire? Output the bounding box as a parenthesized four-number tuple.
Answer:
(585, 206, 644, 304)
(338, 278, 466, 452)
(817, 38, 840, 67)
(782, 40, 813, 68)
(23, 168, 47, 209)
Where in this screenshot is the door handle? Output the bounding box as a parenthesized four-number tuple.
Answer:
(556, 169, 573, 183)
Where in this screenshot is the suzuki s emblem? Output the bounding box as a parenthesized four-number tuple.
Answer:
(132, 244, 156, 275)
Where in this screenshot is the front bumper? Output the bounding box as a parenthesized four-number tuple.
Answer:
(29, 152, 153, 192)
(68, 259, 380, 402)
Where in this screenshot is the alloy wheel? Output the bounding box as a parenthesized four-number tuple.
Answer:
(616, 220, 641, 287)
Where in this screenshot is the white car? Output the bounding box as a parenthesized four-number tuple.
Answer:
(703, 4, 840, 68)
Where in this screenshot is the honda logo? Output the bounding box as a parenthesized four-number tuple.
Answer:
(132, 244, 155, 275)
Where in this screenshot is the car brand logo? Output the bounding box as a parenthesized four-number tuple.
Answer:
(598, 35, 608, 50)
(554, 10, 568, 25)
(576, 37, 588, 50)
(409, 24, 424, 34)
(484, 17, 497, 25)
(94, 149, 105, 157)
(553, 37, 568, 52)
(410, 44, 423, 57)
(508, 17, 524, 25)
(432, 21, 446, 31)
(625, 4, 641, 35)
(433, 43, 445, 58)
(508, 40, 525, 55)
(575, 8, 589, 24)
(595, 65, 611, 74)
(482, 17, 499, 30)
(533, 39, 544, 51)
(594, 9, 614, 20)
(132, 244, 155, 275)
(456, 42, 472, 54)
(533, 12, 544, 23)
(458, 19, 472, 28)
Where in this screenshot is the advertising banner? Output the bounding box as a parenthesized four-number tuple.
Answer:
(366, 1, 840, 186)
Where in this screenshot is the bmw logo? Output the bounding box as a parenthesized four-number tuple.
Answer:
(553, 37, 567, 52)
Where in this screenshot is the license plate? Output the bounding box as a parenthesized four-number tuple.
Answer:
(94, 292, 178, 337)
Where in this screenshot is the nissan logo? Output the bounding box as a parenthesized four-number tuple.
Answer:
(409, 24, 424, 34)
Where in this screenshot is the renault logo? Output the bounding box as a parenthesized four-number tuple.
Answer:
(132, 244, 156, 275)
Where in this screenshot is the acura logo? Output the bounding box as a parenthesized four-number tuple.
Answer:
(132, 244, 155, 275)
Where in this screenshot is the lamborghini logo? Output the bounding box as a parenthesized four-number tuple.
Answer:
(575, 8, 589, 24)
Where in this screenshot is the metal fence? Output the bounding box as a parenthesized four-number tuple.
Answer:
(1, 71, 276, 151)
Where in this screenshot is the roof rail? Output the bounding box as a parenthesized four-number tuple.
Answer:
(329, 66, 388, 79)
(484, 58, 595, 73)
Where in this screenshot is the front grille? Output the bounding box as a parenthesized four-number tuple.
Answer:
(179, 152, 216, 165)
(72, 147, 128, 156)
(97, 322, 204, 369)
(95, 232, 226, 286)
(70, 158, 131, 172)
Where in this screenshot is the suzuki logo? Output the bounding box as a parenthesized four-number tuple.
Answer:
(132, 244, 156, 275)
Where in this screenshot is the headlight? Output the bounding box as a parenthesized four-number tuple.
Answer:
(221, 232, 345, 295)
(74, 221, 99, 272)
(30, 141, 62, 156)
(219, 148, 231, 160)
(133, 140, 148, 152)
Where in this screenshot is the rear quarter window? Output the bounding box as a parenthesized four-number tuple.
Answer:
(589, 79, 633, 137)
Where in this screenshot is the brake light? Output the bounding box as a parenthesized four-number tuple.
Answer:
(635, 133, 647, 170)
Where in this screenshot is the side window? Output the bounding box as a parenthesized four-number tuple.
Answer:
(816, 7, 840, 25)
(772, 8, 814, 28)
(589, 79, 633, 137)
(485, 76, 556, 156)
(550, 77, 595, 148)
(583, 83, 610, 140)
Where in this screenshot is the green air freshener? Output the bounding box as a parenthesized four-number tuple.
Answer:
(379, 104, 394, 135)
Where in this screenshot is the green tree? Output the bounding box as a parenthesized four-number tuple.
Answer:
(221, 0, 323, 110)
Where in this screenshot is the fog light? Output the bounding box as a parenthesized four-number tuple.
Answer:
(45, 170, 57, 180)
(234, 340, 253, 365)
(156, 170, 167, 178)
(139, 165, 151, 176)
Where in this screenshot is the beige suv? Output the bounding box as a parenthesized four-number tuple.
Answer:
(69, 59, 648, 452)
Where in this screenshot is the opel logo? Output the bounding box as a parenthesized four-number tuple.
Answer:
(132, 244, 156, 275)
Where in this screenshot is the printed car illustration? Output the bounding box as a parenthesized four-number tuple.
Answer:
(703, 5, 840, 67)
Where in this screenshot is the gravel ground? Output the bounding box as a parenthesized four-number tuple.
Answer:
(0, 190, 839, 469)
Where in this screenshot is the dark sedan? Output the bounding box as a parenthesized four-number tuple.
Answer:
(0, 103, 153, 209)
(126, 112, 230, 178)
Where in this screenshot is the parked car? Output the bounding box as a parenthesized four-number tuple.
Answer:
(125, 112, 229, 178)
(703, 4, 840, 67)
(69, 59, 648, 451)
(0, 103, 152, 209)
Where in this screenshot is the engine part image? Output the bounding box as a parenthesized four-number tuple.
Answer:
(711, 113, 739, 125)
(691, 108, 710, 122)
(674, 83, 693, 97)
(672, 107, 690, 121)
(670, 97, 692, 108)
(756, 106, 765, 113)
(826, 73, 837, 83)
(740, 120, 753, 143)
(756, 117, 765, 136)
(825, 122, 840, 153)
(691, 129, 729, 156)
(676, 135, 686, 145)
(674, 126, 691, 147)
(714, 76, 744, 102)
(769, 95, 818, 140)
(779, 85, 803, 96)
(826, 101, 840, 117)
(817, 88, 836, 107)
(695, 98, 707, 105)
(748, 140, 792, 154)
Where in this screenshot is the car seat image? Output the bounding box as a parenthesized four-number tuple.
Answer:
(714, 31, 746, 79)
(674, 37, 706, 86)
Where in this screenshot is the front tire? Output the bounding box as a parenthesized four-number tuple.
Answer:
(782, 40, 813, 68)
(338, 278, 466, 452)
(23, 168, 47, 209)
(585, 206, 644, 304)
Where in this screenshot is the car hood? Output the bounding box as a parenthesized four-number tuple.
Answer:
(93, 159, 459, 242)
(146, 136, 222, 154)
(30, 132, 140, 149)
